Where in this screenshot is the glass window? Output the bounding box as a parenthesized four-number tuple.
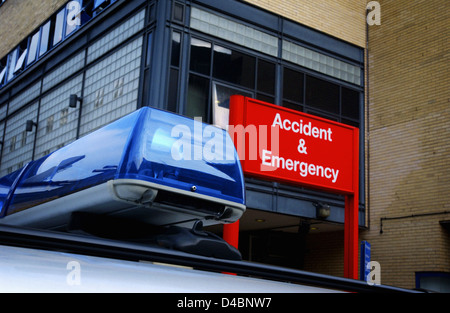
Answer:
(7, 49, 17, 81)
(186, 74, 209, 120)
(212, 82, 253, 129)
(257, 59, 275, 95)
(167, 69, 179, 113)
(171, 32, 181, 67)
(39, 21, 51, 57)
(146, 32, 153, 67)
(305, 75, 339, 114)
(213, 45, 255, 89)
(0, 67, 6, 85)
(53, 9, 66, 46)
(14, 48, 27, 73)
(283, 67, 304, 104)
(190, 38, 211, 75)
(341, 87, 360, 120)
(172, 2, 184, 23)
(0, 58, 7, 85)
(27, 31, 40, 66)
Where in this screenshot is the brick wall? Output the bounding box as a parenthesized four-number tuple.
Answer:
(362, 0, 450, 289)
(0, 0, 67, 59)
(243, 0, 367, 48)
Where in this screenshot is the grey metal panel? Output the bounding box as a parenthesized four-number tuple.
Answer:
(0, 244, 341, 293)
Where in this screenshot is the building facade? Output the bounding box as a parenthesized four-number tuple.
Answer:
(0, 0, 448, 290)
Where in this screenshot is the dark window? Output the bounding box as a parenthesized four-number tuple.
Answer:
(186, 74, 209, 120)
(172, 2, 184, 23)
(283, 67, 304, 103)
(146, 32, 153, 67)
(257, 59, 275, 95)
(257, 93, 275, 104)
(341, 87, 360, 120)
(305, 75, 339, 114)
(167, 68, 179, 113)
(190, 38, 211, 75)
(171, 32, 181, 67)
(213, 45, 255, 89)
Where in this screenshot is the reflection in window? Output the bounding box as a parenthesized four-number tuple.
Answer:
(190, 38, 211, 75)
(0, 67, 6, 85)
(40, 21, 51, 57)
(213, 45, 255, 89)
(46, 116, 54, 134)
(53, 9, 65, 46)
(27, 31, 40, 65)
(60, 108, 69, 126)
(212, 82, 253, 129)
(7, 50, 17, 81)
(187, 74, 209, 120)
(14, 49, 27, 73)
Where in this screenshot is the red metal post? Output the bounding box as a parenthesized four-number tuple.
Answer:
(344, 128, 359, 279)
(223, 220, 240, 249)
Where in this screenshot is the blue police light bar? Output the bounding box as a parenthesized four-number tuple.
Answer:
(0, 107, 245, 229)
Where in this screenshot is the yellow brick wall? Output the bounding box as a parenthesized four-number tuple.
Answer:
(362, 0, 450, 289)
(243, 0, 367, 48)
(0, 0, 67, 59)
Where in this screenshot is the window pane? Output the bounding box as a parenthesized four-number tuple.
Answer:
(257, 93, 274, 104)
(282, 100, 303, 112)
(283, 67, 304, 103)
(186, 74, 209, 120)
(40, 21, 51, 56)
(53, 9, 65, 46)
(257, 59, 275, 95)
(14, 49, 27, 73)
(146, 32, 153, 67)
(213, 45, 255, 89)
(190, 38, 211, 75)
(167, 68, 179, 113)
(173, 2, 184, 22)
(171, 32, 181, 67)
(305, 75, 339, 114)
(213, 82, 253, 128)
(0, 67, 6, 85)
(27, 31, 40, 65)
(7, 49, 17, 81)
(341, 87, 360, 119)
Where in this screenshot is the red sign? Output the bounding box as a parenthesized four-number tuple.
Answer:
(228, 96, 359, 194)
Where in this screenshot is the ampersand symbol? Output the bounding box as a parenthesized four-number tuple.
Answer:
(298, 139, 307, 154)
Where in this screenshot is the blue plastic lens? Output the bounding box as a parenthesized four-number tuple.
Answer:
(0, 107, 245, 218)
(118, 108, 245, 204)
